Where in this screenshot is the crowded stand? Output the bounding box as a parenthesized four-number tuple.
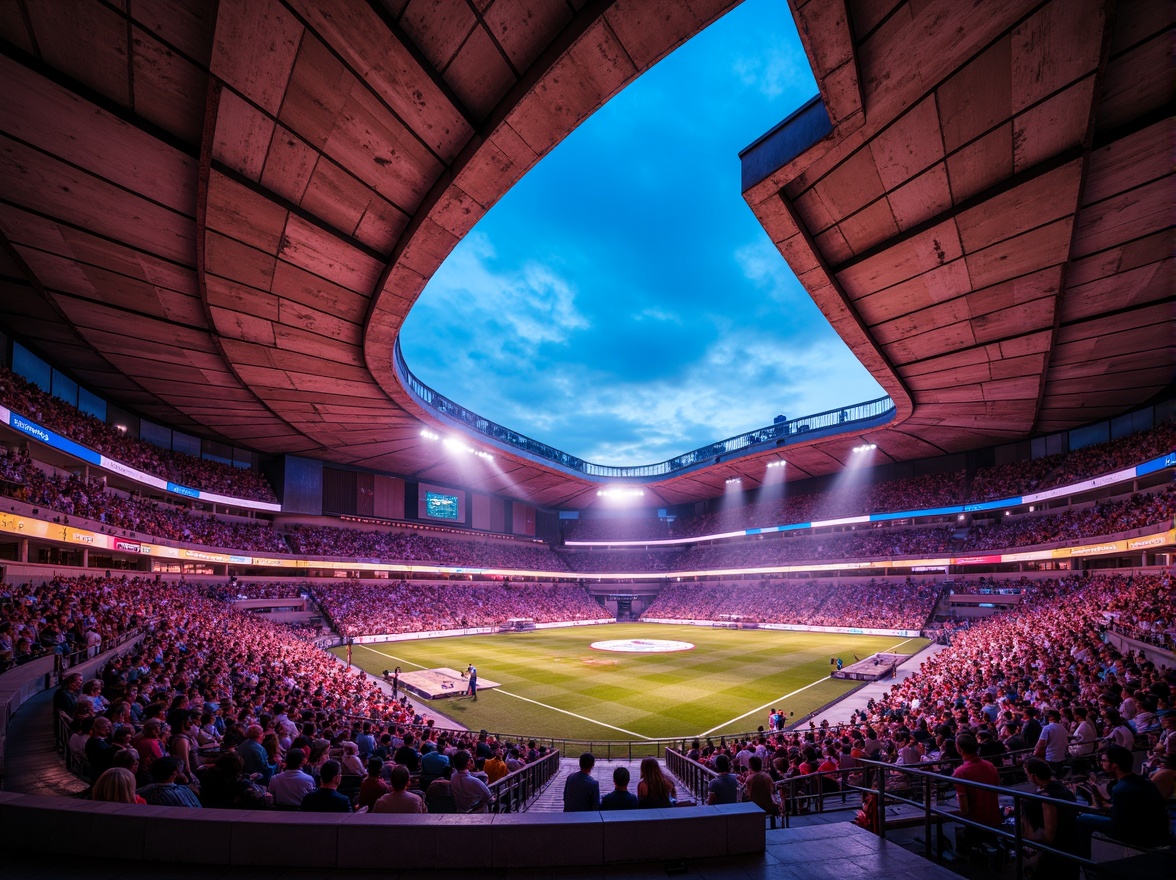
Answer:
(0, 368, 278, 503)
(310, 580, 603, 638)
(0, 574, 165, 670)
(49, 579, 434, 769)
(643, 578, 940, 631)
(559, 487, 1174, 573)
(208, 581, 306, 601)
(285, 524, 569, 571)
(858, 572, 1173, 762)
(1037, 421, 1176, 492)
(664, 526, 958, 570)
(668, 572, 1173, 852)
(962, 487, 1176, 551)
(558, 548, 686, 573)
(562, 423, 1175, 542)
(0, 450, 288, 553)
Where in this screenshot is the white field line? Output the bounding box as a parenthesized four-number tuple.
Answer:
(702, 637, 928, 736)
(884, 637, 918, 652)
(352, 644, 428, 669)
(354, 644, 650, 740)
(698, 675, 834, 738)
(494, 689, 652, 741)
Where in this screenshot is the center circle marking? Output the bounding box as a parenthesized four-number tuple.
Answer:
(589, 638, 695, 653)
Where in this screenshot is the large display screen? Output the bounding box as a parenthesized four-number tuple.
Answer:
(425, 491, 460, 520)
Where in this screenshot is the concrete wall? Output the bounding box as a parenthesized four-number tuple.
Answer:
(0, 795, 766, 869)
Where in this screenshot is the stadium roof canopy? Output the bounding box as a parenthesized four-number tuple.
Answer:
(0, 0, 1171, 510)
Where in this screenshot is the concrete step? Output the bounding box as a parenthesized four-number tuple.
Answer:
(524, 757, 696, 812)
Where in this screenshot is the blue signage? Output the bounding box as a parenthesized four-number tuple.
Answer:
(8, 413, 101, 465)
(166, 482, 200, 498)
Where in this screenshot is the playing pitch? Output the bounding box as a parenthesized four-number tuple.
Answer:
(337, 623, 926, 742)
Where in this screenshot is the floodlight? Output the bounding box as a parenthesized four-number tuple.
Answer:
(596, 487, 644, 498)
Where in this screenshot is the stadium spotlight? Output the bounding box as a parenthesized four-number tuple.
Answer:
(852, 443, 877, 453)
(436, 435, 493, 461)
(765, 460, 786, 469)
(419, 429, 439, 440)
(725, 477, 741, 484)
(596, 487, 644, 498)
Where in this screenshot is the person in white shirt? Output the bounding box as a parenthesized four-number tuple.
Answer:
(267, 749, 316, 806)
(1034, 709, 1069, 775)
(1068, 706, 1099, 772)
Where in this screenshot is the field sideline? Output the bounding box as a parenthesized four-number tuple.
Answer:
(333, 624, 927, 742)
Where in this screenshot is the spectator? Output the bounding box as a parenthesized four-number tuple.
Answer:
(267, 749, 316, 807)
(138, 757, 201, 808)
(300, 760, 353, 813)
(91, 767, 145, 805)
(372, 765, 426, 814)
(563, 752, 600, 812)
(1021, 757, 1080, 880)
(449, 750, 494, 814)
(600, 766, 638, 810)
(707, 754, 738, 805)
(636, 757, 675, 809)
(951, 733, 1001, 851)
(1078, 745, 1168, 848)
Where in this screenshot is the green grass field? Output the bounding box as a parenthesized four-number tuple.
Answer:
(335, 624, 926, 744)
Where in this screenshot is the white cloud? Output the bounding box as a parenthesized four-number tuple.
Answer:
(419, 233, 588, 352)
(733, 46, 810, 100)
(559, 334, 883, 465)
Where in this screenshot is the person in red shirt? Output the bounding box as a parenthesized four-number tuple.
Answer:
(952, 732, 1002, 851)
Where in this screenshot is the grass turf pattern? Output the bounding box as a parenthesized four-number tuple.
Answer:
(335, 624, 927, 742)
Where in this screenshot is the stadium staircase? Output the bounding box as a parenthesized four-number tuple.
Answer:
(524, 756, 695, 811)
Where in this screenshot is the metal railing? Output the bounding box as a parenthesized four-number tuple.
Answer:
(858, 757, 1170, 878)
(488, 749, 561, 812)
(665, 747, 729, 803)
(404, 730, 769, 761)
(395, 338, 894, 478)
(51, 625, 147, 680)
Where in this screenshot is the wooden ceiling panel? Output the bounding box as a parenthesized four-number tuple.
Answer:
(210, 0, 303, 116)
(936, 36, 1013, 154)
(954, 161, 1082, 255)
(204, 171, 289, 253)
(887, 162, 953, 232)
(853, 259, 971, 324)
(1096, 30, 1173, 134)
(442, 24, 516, 120)
(129, 0, 216, 68)
(0, 137, 196, 266)
(1060, 262, 1170, 325)
(276, 215, 383, 294)
(836, 220, 962, 297)
(484, 0, 573, 74)
(399, 0, 477, 72)
(1070, 176, 1174, 259)
(1082, 119, 1171, 207)
(287, 0, 472, 159)
(1009, 0, 1105, 114)
(0, 0, 1168, 511)
(130, 26, 209, 145)
(210, 89, 276, 183)
(0, 56, 198, 215)
(25, 1, 130, 106)
(944, 123, 1013, 206)
(260, 126, 318, 205)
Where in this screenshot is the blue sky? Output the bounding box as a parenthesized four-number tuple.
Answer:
(400, 0, 883, 467)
